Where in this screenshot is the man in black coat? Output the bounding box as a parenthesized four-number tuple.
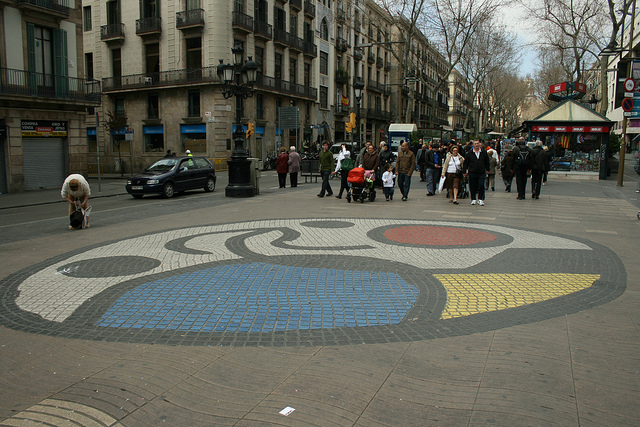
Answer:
(464, 140, 491, 206)
(512, 137, 532, 200)
(530, 140, 548, 199)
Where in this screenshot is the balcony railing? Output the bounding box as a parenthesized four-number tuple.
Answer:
(256, 74, 317, 100)
(335, 69, 349, 84)
(15, 0, 70, 16)
(336, 37, 348, 53)
(303, 40, 317, 57)
(232, 11, 253, 32)
(365, 108, 392, 121)
(136, 16, 162, 35)
(273, 28, 289, 46)
(376, 57, 384, 68)
(254, 20, 273, 40)
(0, 67, 101, 103)
(290, 0, 302, 10)
(176, 9, 204, 29)
(367, 53, 375, 64)
(289, 34, 305, 52)
(101, 23, 125, 41)
(304, 1, 315, 18)
(102, 66, 220, 92)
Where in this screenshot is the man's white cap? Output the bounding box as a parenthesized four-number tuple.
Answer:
(186, 150, 191, 154)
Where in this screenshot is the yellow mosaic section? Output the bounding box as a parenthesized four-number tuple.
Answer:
(435, 274, 601, 319)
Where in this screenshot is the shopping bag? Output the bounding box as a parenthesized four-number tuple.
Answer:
(81, 206, 92, 229)
(437, 176, 446, 193)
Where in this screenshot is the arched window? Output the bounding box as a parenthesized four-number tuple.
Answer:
(320, 17, 329, 40)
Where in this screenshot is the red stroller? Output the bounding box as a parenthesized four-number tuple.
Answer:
(346, 167, 376, 203)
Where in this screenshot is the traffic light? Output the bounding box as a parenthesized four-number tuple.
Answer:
(345, 113, 356, 133)
(246, 122, 255, 138)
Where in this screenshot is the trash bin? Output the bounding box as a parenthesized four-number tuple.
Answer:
(249, 158, 261, 195)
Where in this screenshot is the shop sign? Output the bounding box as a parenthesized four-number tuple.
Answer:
(21, 120, 67, 137)
(532, 125, 609, 133)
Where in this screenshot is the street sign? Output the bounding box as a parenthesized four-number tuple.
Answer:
(625, 78, 636, 92)
(622, 97, 634, 112)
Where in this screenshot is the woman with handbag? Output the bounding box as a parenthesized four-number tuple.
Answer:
(442, 145, 464, 204)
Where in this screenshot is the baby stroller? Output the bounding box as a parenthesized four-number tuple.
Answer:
(346, 167, 376, 203)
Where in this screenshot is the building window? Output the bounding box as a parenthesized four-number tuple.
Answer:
(304, 62, 311, 87)
(290, 57, 297, 84)
(320, 18, 328, 40)
(145, 43, 159, 76)
(144, 126, 164, 153)
(147, 93, 159, 119)
(188, 90, 200, 117)
(181, 124, 206, 152)
(275, 53, 283, 79)
(255, 46, 264, 75)
(112, 48, 122, 82)
(256, 93, 264, 119)
(83, 6, 92, 31)
(85, 53, 94, 80)
(320, 51, 328, 75)
(319, 86, 328, 109)
(290, 13, 297, 35)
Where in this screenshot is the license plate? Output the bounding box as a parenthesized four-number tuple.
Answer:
(131, 186, 143, 190)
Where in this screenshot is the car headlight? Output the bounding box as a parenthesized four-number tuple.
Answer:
(147, 179, 160, 184)
(127, 180, 132, 185)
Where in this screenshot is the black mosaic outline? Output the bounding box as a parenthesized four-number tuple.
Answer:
(57, 256, 161, 278)
(0, 219, 627, 347)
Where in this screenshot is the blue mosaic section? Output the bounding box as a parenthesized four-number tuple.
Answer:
(95, 263, 419, 333)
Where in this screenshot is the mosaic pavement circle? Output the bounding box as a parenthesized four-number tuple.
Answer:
(0, 219, 627, 346)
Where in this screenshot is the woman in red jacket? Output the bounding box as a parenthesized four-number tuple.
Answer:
(276, 146, 289, 188)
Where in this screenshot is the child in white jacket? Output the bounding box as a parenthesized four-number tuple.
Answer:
(382, 164, 396, 201)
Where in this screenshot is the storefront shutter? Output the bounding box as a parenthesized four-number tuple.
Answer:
(23, 139, 65, 190)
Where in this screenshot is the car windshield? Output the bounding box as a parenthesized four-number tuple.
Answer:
(146, 158, 178, 172)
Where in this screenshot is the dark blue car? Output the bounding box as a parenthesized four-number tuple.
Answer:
(126, 156, 216, 198)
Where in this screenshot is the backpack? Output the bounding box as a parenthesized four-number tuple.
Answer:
(516, 149, 530, 168)
(341, 157, 355, 172)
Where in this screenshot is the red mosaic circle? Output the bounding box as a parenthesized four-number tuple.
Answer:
(383, 226, 497, 246)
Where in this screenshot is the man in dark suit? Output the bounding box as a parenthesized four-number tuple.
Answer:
(464, 140, 491, 206)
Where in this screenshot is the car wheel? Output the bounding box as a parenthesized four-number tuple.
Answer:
(132, 194, 143, 199)
(162, 182, 175, 198)
(204, 176, 215, 192)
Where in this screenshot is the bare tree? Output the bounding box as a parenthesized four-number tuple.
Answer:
(103, 110, 128, 177)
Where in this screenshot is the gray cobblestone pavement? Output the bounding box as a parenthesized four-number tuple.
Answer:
(0, 163, 639, 426)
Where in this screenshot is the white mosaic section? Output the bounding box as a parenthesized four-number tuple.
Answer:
(16, 220, 591, 322)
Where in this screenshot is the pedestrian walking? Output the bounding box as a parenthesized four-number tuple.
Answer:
(425, 142, 442, 196)
(416, 141, 428, 182)
(276, 146, 289, 188)
(530, 140, 548, 199)
(442, 145, 464, 204)
(288, 146, 301, 187)
(396, 141, 416, 201)
(513, 138, 532, 200)
(501, 150, 515, 192)
(382, 163, 396, 201)
(464, 140, 490, 206)
(334, 144, 353, 199)
(317, 141, 333, 197)
(485, 143, 499, 191)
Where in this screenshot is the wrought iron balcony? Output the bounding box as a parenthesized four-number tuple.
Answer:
(0, 67, 101, 104)
(336, 37, 348, 53)
(15, 0, 70, 17)
(289, 34, 305, 52)
(303, 40, 317, 57)
(254, 20, 273, 40)
(290, 0, 302, 10)
(176, 9, 204, 30)
(232, 11, 253, 33)
(336, 8, 346, 22)
(136, 16, 161, 36)
(335, 69, 349, 84)
(367, 53, 375, 64)
(101, 23, 125, 42)
(304, 1, 315, 18)
(102, 66, 220, 92)
(365, 108, 392, 121)
(353, 50, 363, 61)
(273, 28, 289, 46)
(376, 57, 384, 68)
(255, 74, 317, 100)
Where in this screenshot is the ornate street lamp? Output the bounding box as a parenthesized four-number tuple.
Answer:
(587, 94, 599, 111)
(217, 42, 258, 197)
(353, 77, 364, 150)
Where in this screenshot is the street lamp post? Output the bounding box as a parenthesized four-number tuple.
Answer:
(217, 43, 258, 197)
(353, 78, 364, 150)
